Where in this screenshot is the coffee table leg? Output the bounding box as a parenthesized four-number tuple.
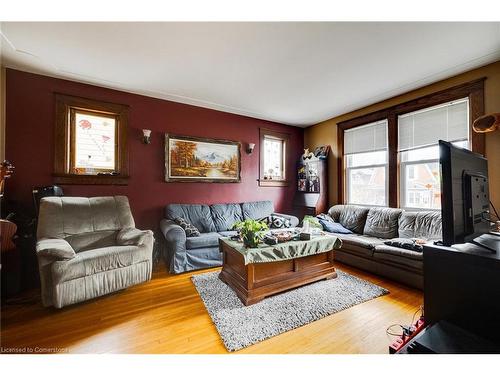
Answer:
(325, 271, 338, 280)
(244, 296, 264, 306)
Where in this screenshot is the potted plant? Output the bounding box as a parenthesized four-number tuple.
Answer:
(233, 219, 268, 248)
(302, 215, 322, 231)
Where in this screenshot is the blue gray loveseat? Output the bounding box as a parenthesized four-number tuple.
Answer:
(160, 200, 299, 274)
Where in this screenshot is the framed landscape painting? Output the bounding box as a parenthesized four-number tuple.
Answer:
(165, 134, 241, 182)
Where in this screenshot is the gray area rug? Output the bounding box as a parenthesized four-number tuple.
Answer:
(191, 270, 389, 351)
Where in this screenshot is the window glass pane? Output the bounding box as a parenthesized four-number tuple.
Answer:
(348, 166, 386, 206)
(347, 150, 387, 167)
(401, 145, 439, 162)
(74, 112, 116, 174)
(452, 140, 469, 149)
(263, 137, 283, 179)
(402, 162, 441, 209)
(400, 140, 468, 163)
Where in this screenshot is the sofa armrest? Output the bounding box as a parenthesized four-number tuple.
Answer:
(160, 219, 187, 243)
(273, 212, 300, 228)
(36, 238, 76, 260)
(117, 227, 154, 246)
(160, 219, 189, 273)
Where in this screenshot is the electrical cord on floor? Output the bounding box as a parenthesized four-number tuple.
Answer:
(386, 324, 406, 338)
(410, 305, 424, 326)
(387, 305, 424, 339)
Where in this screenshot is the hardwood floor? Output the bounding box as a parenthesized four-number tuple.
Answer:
(0, 262, 422, 354)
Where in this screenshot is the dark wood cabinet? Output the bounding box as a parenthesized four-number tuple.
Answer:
(293, 153, 328, 218)
(423, 242, 500, 345)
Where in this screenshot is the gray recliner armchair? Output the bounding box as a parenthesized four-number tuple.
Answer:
(36, 196, 154, 308)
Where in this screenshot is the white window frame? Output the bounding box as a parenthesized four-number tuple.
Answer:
(344, 119, 389, 207)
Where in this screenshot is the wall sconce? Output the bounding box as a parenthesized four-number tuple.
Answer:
(247, 143, 255, 155)
(142, 129, 152, 144)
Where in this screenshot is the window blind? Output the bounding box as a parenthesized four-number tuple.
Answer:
(344, 119, 388, 155)
(398, 98, 469, 152)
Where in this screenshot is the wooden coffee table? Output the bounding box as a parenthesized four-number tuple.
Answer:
(218, 235, 341, 306)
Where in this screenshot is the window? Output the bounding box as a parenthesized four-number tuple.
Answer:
(264, 137, 284, 179)
(399, 99, 469, 210)
(338, 78, 485, 208)
(259, 129, 289, 186)
(344, 120, 388, 206)
(73, 111, 117, 174)
(54, 94, 129, 185)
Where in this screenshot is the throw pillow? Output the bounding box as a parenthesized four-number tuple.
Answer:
(316, 213, 334, 222)
(319, 219, 353, 234)
(173, 217, 200, 237)
(384, 238, 424, 252)
(261, 214, 292, 229)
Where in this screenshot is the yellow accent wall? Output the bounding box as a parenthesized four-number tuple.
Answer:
(304, 60, 500, 212)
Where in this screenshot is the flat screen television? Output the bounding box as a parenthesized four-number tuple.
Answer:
(439, 140, 499, 252)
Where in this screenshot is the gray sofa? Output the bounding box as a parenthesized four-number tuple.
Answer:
(327, 205, 442, 289)
(160, 200, 299, 274)
(36, 196, 154, 308)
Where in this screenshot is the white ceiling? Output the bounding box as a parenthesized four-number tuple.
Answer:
(1, 22, 500, 127)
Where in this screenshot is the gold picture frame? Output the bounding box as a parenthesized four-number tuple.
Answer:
(165, 134, 241, 183)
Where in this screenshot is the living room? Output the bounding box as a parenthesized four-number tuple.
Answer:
(1, 1, 500, 372)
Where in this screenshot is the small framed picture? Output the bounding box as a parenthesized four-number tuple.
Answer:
(313, 145, 330, 159)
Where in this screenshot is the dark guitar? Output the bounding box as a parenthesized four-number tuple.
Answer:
(1, 160, 17, 254)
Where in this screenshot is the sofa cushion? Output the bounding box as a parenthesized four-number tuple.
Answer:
(333, 233, 385, 258)
(51, 245, 148, 284)
(363, 207, 403, 239)
(65, 230, 118, 252)
(384, 238, 423, 252)
(165, 204, 217, 233)
(327, 205, 342, 222)
(328, 205, 370, 234)
(335, 233, 385, 249)
(373, 244, 423, 270)
(210, 203, 244, 232)
(37, 196, 135, 239)
(398, 211, 442, 240)
(186, 232, 221, 250)
(334, 243, 374, 258)
(241, 201, 274, 220)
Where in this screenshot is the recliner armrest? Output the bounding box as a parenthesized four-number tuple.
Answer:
(117, 227, 154, 246)
(36, 238, 76, 260)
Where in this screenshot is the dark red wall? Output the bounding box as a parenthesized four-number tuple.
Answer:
(5, 69, 303, 231)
